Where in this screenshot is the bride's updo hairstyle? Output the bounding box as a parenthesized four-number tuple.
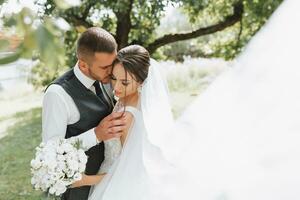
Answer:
(112, 45, 150, 84)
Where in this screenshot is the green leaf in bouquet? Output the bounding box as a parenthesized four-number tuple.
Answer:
(72, 138, 83, 149)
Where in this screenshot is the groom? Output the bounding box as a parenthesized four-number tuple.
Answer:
(42, 27, 126, 200)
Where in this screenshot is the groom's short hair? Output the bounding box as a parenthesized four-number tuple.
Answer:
(76, 27, 117, 60)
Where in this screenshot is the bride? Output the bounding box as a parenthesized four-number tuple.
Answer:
(71, 44, 174, 199)
(72, 0, 300, 199)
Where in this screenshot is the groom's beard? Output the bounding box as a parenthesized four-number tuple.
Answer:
(100, 75, 111, 84)
(88, 68, 110, 83)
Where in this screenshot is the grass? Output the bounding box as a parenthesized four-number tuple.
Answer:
(0, 107, 44, 200)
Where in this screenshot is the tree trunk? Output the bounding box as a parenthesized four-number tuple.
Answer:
(115, 0, 134, 50)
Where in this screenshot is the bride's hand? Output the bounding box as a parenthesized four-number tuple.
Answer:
(94, 112, 127, 141)
(71, 173, 107, 188)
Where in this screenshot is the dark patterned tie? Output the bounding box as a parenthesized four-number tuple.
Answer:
(93, 81, 109, 108)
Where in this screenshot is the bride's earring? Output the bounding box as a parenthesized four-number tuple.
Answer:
(137, 86, 142, 94)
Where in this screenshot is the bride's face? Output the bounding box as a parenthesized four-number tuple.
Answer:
(111, 63, 140, 99)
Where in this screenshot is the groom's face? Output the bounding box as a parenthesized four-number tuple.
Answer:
(81, 51, 116, 83)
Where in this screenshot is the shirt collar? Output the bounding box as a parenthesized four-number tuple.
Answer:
(73, 62, 95, 89)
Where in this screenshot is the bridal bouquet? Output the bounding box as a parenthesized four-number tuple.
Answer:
(30, 138, 87, 197)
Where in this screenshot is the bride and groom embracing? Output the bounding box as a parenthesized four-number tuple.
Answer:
(42, 27, 175, 200)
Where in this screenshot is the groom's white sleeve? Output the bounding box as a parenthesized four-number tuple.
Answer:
(42, 87, 99, 151)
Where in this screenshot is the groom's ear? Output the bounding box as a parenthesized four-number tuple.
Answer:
(78, 59, 89, 72)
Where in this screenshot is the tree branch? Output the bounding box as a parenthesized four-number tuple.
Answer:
(146, 2, 244, 54)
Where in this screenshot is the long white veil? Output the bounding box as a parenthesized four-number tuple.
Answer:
(171, 0, 300, 199)
(141, 59, 174, 149)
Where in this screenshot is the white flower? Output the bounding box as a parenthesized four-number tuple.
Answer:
(67, 159, 79, 171)
(44, 158, 57, 171)
(66, 170, 75, 178)
(78, 163, 86, 172)
(56, 146, 65, 154)
(34, 183, 41, 190)
(48, 186, 56, 195)
(62, 143, 74, 153)
(53, 180, 67, 195)
(31, 177, 37, 185)
(30, 159, 42, 169)
(78, 149, 88, 164)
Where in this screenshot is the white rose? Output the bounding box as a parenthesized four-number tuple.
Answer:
(56, 161, 66, 173)
(49, 172, 60, 182)
(56, 146, 65, 154)
(77, 150, 87, 164)
(40, 183, 48, 192)
(78, 163, 86, 172)
(48, 186, 56, 195)
(67, 159, 79, 171)
(66, 151, 77, 160)
(62, 143, 74, 153)
(34, 182, 41, 190)
(30, 159, 42, 169)
(66, 169, 75, 178)
(39, 142, 45, 147)
(53, 180, 67, 196)
(31, 177, 37, 185)
(56, 154, 65, 161)
(45, 159, 57, 171)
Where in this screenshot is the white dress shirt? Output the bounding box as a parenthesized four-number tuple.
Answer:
(42, 64, 113, 151)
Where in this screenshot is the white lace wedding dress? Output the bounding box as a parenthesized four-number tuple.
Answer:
(89, 103, 150, 200)
(89, 0, 300, 199)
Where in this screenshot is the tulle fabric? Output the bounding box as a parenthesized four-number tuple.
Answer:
(170, 0, 300, 199)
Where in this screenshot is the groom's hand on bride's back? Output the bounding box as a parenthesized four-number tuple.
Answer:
(94, 112, 127, 142)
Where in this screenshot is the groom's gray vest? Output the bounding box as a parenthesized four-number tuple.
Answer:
(46, 69, 111, 200)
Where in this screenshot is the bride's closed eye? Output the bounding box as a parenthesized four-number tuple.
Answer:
(121, 81, 130, 86)
(110, 74, 131, 86)
(110, 74, 117, 80)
